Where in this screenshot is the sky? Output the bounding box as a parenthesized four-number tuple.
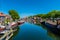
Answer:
(0, 0, 60, 18)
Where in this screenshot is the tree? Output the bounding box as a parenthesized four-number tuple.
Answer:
(55, 11, 60, 18)
(34, 14, 47, 18)
(29, 10, 60, 22)
(9, 10, 20, 21)
(47, 10, 57, 22)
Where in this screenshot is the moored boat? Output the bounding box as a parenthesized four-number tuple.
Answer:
(17, 20, 25, 25)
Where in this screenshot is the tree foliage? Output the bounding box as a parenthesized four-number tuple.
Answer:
(34, 10, 60, 18)
(9, 10, 20, 21)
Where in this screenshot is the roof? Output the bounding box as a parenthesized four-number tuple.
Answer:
(0, 12, 6, 16)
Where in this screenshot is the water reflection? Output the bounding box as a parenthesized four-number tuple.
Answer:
(12, 22, 60, 40)
(10, 27, 20, 40)
(12, 22, 51, 40)
(32, 22, 60, 40)
(47, 30, 60, 40)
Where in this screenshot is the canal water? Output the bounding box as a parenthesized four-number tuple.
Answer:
(12, 22, 58, 40)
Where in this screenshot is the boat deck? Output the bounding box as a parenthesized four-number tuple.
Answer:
(46, 20, 57, 25)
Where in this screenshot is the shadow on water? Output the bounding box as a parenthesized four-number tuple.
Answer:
(35, 23, 47, 30)
(34, 23, 60, 40)
(47, 30, 60, 40)
(9, 26, 20, 40)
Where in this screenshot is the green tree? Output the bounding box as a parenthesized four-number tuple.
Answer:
(34, 14, 47, 18)
(55, 11, 60, 18)
(47, 10, 57, 22)
(9, 10, 20, 21)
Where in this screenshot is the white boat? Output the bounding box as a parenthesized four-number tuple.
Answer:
(17, 20, 25, 25)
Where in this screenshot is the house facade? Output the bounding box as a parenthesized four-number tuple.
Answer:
(0, 12, 6, 26)
(0, 13, 12, 25)
(0, 12, 13, 29)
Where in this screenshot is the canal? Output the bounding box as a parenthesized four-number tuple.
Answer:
(12, 22, 59, 40)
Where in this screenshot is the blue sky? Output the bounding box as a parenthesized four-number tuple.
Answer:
(0, 0, 60, 18)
